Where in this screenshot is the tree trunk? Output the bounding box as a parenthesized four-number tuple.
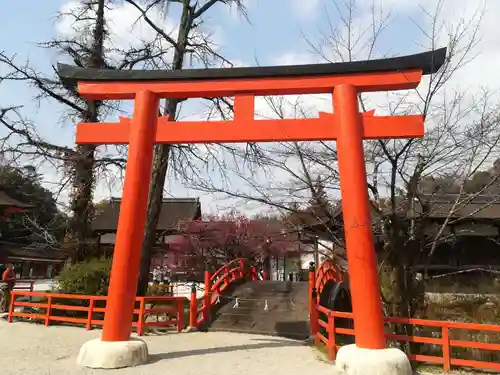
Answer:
(382, 231, 423, 356)
(136, 141, 171, 295)
(66, 0, 105, 262)
(136, 4, 192, 296)
(68, 143, 96, 262)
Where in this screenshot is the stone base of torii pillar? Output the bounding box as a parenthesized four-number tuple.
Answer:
(335, 344, 412, 375)
(77, 338, 149, 369)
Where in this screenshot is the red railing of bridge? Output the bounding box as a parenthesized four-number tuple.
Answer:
(188, 258, 258, 329)
(315, 260, 345, 295)
(314, 306, 500, 372)
(8, 291, 185, 335)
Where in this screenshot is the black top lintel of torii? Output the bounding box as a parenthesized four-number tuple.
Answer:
(57, 47, 447, 89)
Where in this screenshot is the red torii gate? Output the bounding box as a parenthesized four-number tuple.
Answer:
(58, 47, 446, 369)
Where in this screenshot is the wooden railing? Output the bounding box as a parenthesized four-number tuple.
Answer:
(8, 291, 185, 335)
(315, 261, 344, 295)
(8, 259, 255, 334)
(315, 305, 500, 372)
(188, 258, 257, 329)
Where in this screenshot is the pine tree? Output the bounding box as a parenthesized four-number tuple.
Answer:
(308, 176, 333, 219)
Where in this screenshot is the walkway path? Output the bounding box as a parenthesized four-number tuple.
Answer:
(0, 320, 339, 375)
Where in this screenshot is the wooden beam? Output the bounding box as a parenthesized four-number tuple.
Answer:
(76, 69, 423, 100)
(76, 113, 424, 144)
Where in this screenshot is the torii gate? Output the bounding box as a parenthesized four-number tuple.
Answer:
(58, 47, 446, 373)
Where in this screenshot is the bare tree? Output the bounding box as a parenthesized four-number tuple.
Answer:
(0, 0, 112, 261)
(0, 0, 179, 260)
(185, 0, 498, 328)
(127, 0, 250, 296)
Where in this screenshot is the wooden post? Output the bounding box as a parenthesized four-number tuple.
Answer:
(314, 237, 320, 270)
(177, 299, 184, 333)
(442, 326, 451, 372)
(101, 90, 159, 342)
(263, 253, 270, 281)
(308, 262, 317, 303)
(334, 84, 386, 349)
(222, 265, 230, 287)
(309, 262, 319, 339)
(310, 287, 319, 338)
(203, 270, 211, 323)
(137, 298, 145, 336)
(239, 259, 245, 279)
(86, 298, 95, 330)
(189, 283, 197, 329)
(328, 312, 336, 360)
(251, 265, 257, 281)
(45, 295, 52, 327)
(7, 291, 15, 323)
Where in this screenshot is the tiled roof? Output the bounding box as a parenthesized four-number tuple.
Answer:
(92, 197, 202, 232)
(0, 190, 34, 208)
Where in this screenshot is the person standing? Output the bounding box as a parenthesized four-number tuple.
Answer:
(1, 264, 16, 312)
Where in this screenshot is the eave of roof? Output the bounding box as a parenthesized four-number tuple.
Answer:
(57, 48, 447, 88)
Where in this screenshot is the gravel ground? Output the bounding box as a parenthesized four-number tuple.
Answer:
(0, 320, 339, 375)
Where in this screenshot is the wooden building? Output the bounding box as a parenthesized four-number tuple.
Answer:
(290, 193, 500, 273)
(92, 197, 202, 279)
(410, 194, 500, 271)
(0, 190, 65, 279)
(3, 247, 65, 279)
(0, 190, 34, 217)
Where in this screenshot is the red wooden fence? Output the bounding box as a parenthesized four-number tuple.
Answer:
(8, 260, 256, 334)
(315, 306, 500, 372)
(8, 291, 185, 335)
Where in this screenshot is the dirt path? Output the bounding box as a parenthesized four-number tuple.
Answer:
(0, 320, 339, 375)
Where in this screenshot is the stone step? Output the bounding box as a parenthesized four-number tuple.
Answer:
(215, 307, 305, 315)
(207, 280, 310, 341)
(208, 326, 308, 340)
(211, 318, 256, 327)
(209, 323, 309, 340)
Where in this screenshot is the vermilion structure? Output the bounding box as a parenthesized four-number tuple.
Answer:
(58, 48, 446, 350)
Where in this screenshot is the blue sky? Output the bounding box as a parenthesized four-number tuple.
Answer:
(209, 0, 424, 65)
(0, 0, 425, 139)
(0, 0, 498, 213)
(0, 0, 426, 96)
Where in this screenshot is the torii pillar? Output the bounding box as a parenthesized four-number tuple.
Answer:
(58, 47, 446, 374)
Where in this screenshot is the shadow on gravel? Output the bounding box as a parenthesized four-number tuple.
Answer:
(249, 337, 307, 344)
(274, 321, 310, 340)
(148, 339, 303, 363)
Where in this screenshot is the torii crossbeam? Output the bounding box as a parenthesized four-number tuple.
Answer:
(57, 47, 446, 368)
(76, 109, 425, 144)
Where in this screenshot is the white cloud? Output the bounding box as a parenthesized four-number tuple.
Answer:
(221, 0, 256, 23)
(271, 52, 320, 66)
(56, 1, 177, 67)
(57, 2, 174, 44)
(56, 1, 225, 68)
(292, 0, 321, 21)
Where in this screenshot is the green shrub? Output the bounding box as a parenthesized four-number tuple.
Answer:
(56, 257, 112, 296)
(147, 283, 173, 297)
